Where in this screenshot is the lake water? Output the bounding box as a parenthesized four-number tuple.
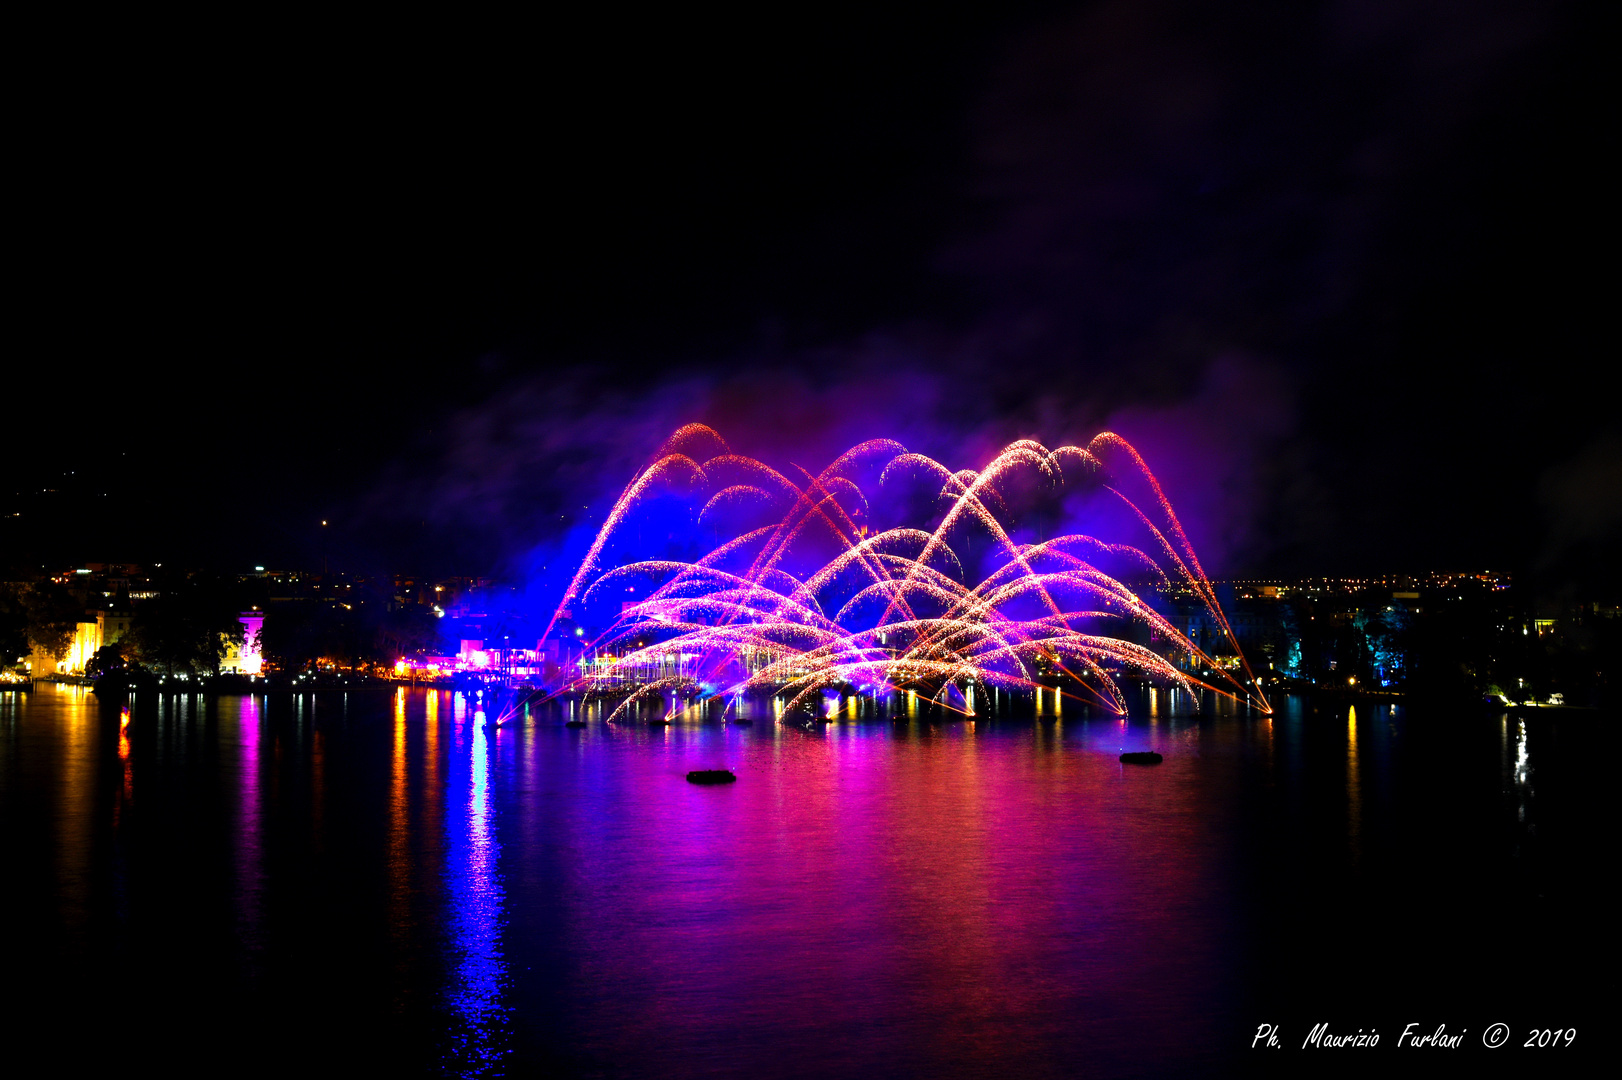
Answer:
(0, 686, 1605, 1077)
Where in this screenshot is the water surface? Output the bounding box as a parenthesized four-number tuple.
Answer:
(0, 686, 1604, 1076)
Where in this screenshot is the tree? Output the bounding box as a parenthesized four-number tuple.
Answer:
(85, 643, 127, 678)
(377, 605, 447, 661)
(19, 581, 83, 667)
(259, 601, 354, 671)
(0, 584, 33, 665)
(126, 573, 245, 676)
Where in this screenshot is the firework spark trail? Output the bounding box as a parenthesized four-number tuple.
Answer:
(536, 426, 1269, 720)
(539, 450, 709, 645)
(707, 455, 925, 684)
(875, 442, 1081, 633)
(873, 447, 1092, 685)
(1090, 432, 1269, 710)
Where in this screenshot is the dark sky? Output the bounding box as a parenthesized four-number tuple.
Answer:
(8, 1, 1615, 595)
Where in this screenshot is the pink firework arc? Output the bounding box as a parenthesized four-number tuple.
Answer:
(538, 424, 1270, 722)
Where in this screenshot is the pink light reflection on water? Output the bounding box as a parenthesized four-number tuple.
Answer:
(503, 714, 1233, 1078)
(231, 695, 266, 974)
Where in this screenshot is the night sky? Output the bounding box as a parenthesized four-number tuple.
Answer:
(9, 1, 1614, 595)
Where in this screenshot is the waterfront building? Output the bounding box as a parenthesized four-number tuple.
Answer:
(219, 610, 265, 675)
(34, 608, 135, 676)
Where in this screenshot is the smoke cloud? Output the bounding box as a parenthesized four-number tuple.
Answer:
(358, 0, 1575, 586)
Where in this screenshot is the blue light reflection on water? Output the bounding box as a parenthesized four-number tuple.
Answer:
(443, 697, 511, 1074)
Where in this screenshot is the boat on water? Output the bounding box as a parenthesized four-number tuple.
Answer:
(687, 769, 737, 784)
(1119, 751, 1163, 765)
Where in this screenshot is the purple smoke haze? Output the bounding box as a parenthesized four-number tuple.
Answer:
(335, 0, 1606, 594)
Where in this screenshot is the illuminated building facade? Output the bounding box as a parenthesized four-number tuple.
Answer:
(35, 609, 135, 676)
(220, 611, 265, 675)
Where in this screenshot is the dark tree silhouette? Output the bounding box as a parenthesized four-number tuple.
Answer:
(19, 581, 83, 666)
(126, 574, 245, 676)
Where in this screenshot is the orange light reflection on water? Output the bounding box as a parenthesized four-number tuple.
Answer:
(1347, 705, 1362, 865)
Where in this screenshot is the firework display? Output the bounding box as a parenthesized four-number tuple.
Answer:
(539, 424, 1269, 721)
